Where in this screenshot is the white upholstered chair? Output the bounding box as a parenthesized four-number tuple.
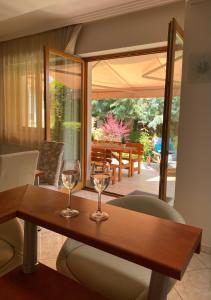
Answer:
(56, 195, 185, 300)
(0, 150, 39, 276)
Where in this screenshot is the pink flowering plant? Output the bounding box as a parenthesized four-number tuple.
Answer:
(101, 112, 130, 141)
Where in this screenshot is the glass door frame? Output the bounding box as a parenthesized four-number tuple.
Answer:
(159, 18, 184, 201)
(44, 47, 86, 189)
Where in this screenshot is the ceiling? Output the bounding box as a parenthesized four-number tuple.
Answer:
(0, 0, 181, 42)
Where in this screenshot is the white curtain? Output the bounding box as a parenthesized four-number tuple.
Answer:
(0, 26, 75, 147)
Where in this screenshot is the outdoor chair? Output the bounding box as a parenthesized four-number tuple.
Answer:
(125, 143, 144, 176)
(151, 137, 162, 163)
(37, 141, 64, 188)
(111, 152, 131, 181)
(91, 147, 118, 184)
(0, 150, 39, 276)
(92, 143, 131, 182)
(56, 195, 185, 300)
(151, 137, 176, 164)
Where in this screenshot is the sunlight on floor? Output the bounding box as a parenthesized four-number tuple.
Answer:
(147, 176, 176, 182)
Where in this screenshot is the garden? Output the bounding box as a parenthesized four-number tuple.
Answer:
(91, 97, 180, 161)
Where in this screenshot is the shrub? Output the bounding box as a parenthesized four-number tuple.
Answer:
(139, 128, 152, 161)
(101, 112, 130, 141)
(92, 128, 104, 141)
(129, 130, 142, 143)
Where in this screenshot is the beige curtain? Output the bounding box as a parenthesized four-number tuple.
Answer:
(0, 26, 73, 147)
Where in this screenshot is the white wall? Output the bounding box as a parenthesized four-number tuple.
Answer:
(76, 1, 185, 54)
(175, 0, 211, 252)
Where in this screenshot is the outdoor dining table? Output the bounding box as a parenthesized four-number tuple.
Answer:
(92, 143, 135, 180)
(0, 185, 202, 300)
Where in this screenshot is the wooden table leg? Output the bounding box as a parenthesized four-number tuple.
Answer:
(118, 152, 122, 181)
(22, 221, 38, 274)
(111, 167, 116, 184)
(129, 150, 132, 177)
(147, 271, 171, 300)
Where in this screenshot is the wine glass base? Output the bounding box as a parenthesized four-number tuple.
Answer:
(60, 208, 79, 218)
(90, 211, 109, 222)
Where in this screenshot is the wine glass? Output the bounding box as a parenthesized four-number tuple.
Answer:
(90, 163, 110, 222)
(60, 160, 80, 218)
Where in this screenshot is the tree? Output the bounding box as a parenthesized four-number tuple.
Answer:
(92, 97, 180, 137)
(92, 99, 115, 119)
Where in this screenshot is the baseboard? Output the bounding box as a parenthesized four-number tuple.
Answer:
(201, 244, 211, 254)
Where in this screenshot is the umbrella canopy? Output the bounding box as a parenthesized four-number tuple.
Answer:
(91, 51, 182, 99)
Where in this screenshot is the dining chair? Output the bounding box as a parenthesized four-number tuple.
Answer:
(111, 151, 132, 181)
(92, 142, 131, 181)
(0, 150, 39, 277)
(56, 195, 185, 300)
(37, 141, 64, 188)
(125, 143, 144, 176)
(91, 147, 118, 184)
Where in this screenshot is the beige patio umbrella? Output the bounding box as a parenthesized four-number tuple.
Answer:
(91, 51, 182, 99)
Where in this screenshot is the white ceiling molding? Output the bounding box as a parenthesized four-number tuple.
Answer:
(65, 0, 182, 24)
(0, 0, 182, 42)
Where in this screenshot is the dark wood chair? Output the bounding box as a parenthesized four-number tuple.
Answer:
(125, 143, 144, 176)
(91, 147, 118, 184)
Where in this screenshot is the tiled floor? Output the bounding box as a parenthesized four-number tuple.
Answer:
(170, 253, 211, 300)
(38, 228, 211, 300)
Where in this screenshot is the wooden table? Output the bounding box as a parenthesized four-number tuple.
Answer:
(0, 185, 202, 300)
(92, 144, 134, 180)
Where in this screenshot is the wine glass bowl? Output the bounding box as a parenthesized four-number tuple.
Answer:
(90, 173, 110, 194)
(62, 170, 79, 191)
(60, 160, 80, 218)
(90, 163, 110, 222)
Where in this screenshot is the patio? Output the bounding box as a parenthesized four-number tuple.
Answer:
(84, 160, 176, 203)
(106, 162, 176, 202)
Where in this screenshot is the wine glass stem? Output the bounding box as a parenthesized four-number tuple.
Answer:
(68, 189, 72, 210)
(97, 192, 102, 213)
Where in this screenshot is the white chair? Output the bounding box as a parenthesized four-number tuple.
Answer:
(56, 195, 185, 300)
(0, 150, 39, 276)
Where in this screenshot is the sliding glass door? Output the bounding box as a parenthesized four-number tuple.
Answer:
(44, 48, 85, 189)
